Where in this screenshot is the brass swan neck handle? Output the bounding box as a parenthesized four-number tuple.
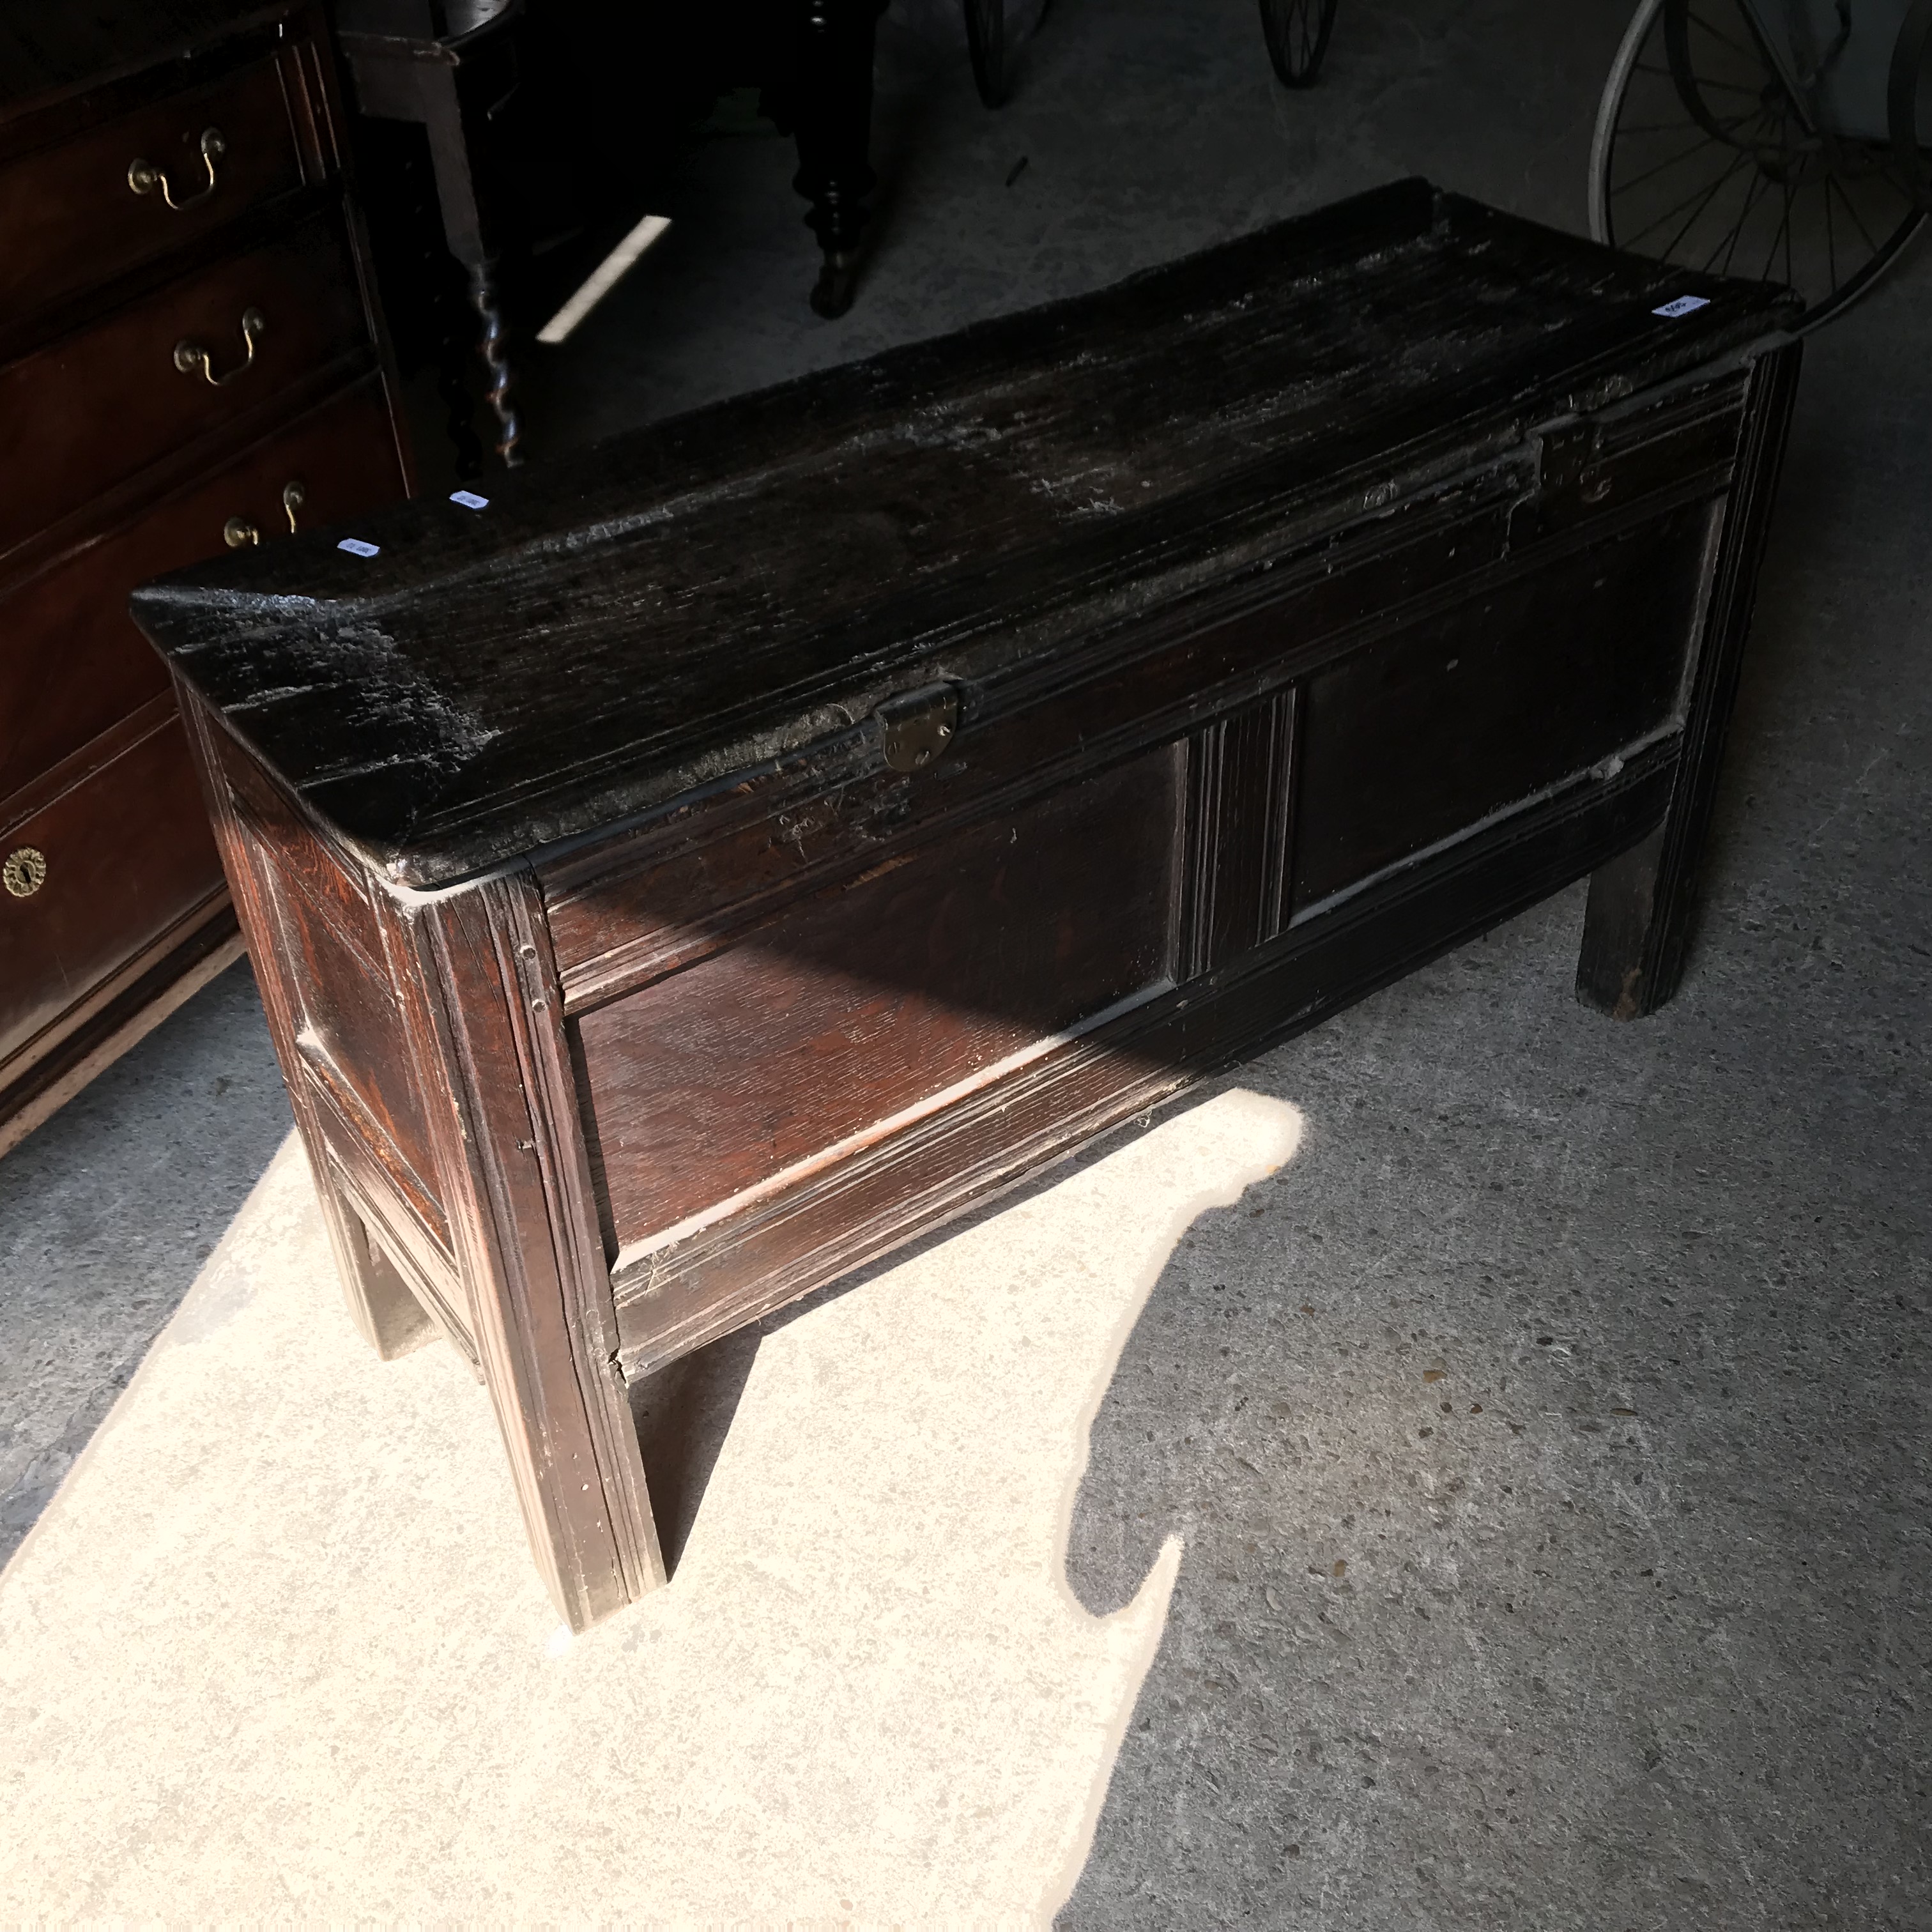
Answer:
(128, 128, 226, 211)
(174, 306, 264, 386)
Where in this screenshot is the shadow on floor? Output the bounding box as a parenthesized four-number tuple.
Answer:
(0, 961, 289, 1568)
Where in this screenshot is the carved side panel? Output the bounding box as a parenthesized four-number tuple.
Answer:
(221, 748, 448, 1242)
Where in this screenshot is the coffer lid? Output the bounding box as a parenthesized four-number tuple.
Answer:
(133, 178, 1798, 891)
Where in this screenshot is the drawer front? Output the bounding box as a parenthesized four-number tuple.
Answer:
(0, 56, 307, 326)
(0, 212, 374, 557)
(574, 746, 1184, 1258)
(0, 713, 224, 1066)
(0, 377, 405, 800)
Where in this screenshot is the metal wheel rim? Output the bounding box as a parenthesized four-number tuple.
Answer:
(1590, 0, 1928, 330)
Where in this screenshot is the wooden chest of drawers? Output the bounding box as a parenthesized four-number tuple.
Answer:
(0, 0, 412, 1151)
(134, 182, 1800, 1630)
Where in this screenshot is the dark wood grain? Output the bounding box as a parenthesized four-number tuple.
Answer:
(154, 184, 1802, 1629)
(0, 210, 374, 561)
(134, 181, 1800, 889)
(0, 375, 404, 802)
(0, 703, 225, 1067)
(0, 0, 411, 1153)
(1183, 689, 1296, 977)
(178, 691, 428, 1364)
(610, 741, 1684, 1376)
(0, 51, 303, 322)
(413, 874, 665, 1630)
(0, 3, 288, 115)
(1577, 341, 1804, 1016)
(576, 747, 1183, 1254)
(1289, 502, 1717, 912)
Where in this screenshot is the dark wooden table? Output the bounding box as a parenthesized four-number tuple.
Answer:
(134, 181, 1800, 1630)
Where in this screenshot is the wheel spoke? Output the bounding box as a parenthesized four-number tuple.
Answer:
(1776, 171, 1793, 286)
(1714, 163, 1766, 273)
(1604, 2, 1924, 324)
(1684, 7, 1762, 66)
(1828, 171, 1883, 255)
(1613, 124, 1756, 196)
(1695, 160, 1760, 270)
(1659, 144, 1756, 259)
(1620, 140, 1752, 252)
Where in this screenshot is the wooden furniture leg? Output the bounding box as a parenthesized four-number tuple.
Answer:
(792, 0, 888, 317)
(337, 1206, 440, 1358)
(412, 875, 665, 1630)
(1577, 339, 1802, 1019)
(339, 2, 525, 466)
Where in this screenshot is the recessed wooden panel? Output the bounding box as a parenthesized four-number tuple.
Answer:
(233, 799, 445, 1235)
(577, 746, 1184, 1254)
(1290, 505, 1717, 912)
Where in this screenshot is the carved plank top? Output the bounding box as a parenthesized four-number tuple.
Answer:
(132, 179, 1797, 889)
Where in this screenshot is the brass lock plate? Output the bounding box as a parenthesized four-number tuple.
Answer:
(4, 847, 47, 898)
(878, 684, 960, 774)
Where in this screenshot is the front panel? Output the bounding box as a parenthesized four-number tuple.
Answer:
(574, 744, 1186, 1261)
(1290, 502, 1719, 912)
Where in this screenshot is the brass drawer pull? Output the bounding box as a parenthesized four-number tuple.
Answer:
(3, 847, 47, 898)
(128, 127, 226, 211)
(223, 481, 306, 549)
(174, 306, 264, 386)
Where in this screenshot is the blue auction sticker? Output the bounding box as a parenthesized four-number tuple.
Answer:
(1652, 295, 1710, 319)
(337, 537, 380, 557)
(450, 490, 490, 510)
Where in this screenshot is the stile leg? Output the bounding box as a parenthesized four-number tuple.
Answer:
(1576, 824, 1671, 1020)
(413, 876, 666, 1632)
(1575, 338, 1802, 1022)
(331, 1197, 438, 1360)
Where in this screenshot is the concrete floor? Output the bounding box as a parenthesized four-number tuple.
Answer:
(3, 0, 1927, 1920)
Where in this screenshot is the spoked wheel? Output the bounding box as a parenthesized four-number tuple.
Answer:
(1892, 0, 1932, 204)
(1591, 0, 1926, 330)
(965, 0, 1008, 107)
(1258, 0, 1339, 87)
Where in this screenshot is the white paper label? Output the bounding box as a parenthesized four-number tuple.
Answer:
(450, 490, 490, 510)
(337, 538, 380, 557)
(1652, 295, 1710, 318)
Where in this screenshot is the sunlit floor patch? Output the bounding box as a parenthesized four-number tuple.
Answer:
(0, 1089, 1299, 1925)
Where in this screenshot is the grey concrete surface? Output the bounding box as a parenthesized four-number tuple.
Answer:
(0, 967, 288, 1568)
(4, 0, 1926, 1919)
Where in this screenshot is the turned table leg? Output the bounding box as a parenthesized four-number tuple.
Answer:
(1575, 339, 1802, 1020)
(792, 0, 888, 317)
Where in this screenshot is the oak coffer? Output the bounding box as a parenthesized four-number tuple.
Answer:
(132, 181, 1801, 1630)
